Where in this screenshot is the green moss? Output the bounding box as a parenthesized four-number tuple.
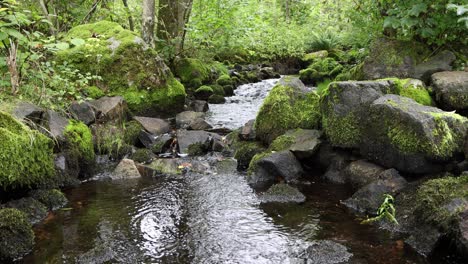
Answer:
(234, 142, 266, 170)
(130, 148, 153, 163)
(123, 120, 143, 145)
(208, 94, 226, 104)
(380, 78, 433, 106)
(299, 57, 343, 84)
(174, 58, 210, 88)
(195, 85, 214, 100)
(65, 120, 95, 163)
(187, 143, 206, 156)
(316, 79, 333, 96)
(247, 134, 296, 175)
(82, 85, 105, 99)
(30, 189, 68, 210)
(387, 126, 427, 154)
(247, 152, 271, 175)
(322, 112, 360, 148)
(0, 208, 34, 260)
(255, 83, 321, 144)
(216, 74, 233, 86)
(210, 84, 225, 96)
(0, 111, 54, 189)
(94, 123, 131, 159)
(415, 175, 468, 231)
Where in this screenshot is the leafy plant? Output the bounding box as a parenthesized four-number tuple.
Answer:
(362, 194, 399, 225)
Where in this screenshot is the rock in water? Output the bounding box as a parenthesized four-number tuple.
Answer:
(260, 184, 306, 204)
(176, 111, 205, 129)
(112, 159, 141, 180)
(0, 208, 34, 260)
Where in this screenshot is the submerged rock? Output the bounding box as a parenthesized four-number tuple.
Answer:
(112, 159, 141, 180)
(260, 183, 306, 203)
(301, 240, 353, 264)
(431, 71, 468, 112)
(0, 208, 34, 261)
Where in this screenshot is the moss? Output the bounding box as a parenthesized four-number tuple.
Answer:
(130, 148, 153, 163)
(123, 120, 143, 145)
(65, 120, 95, 163)
(415, 175, 468, 231)
(210, 84, 225, 96)
(93, 123, 131, 160)
(216, 74, 233, 86)
(316, 79, 333, 96)
(82, 85, 105, 99)
(234, 142, 266, 170)
(380, 78, 433, 106)
(247, 151, 271, 175)
(195, 85, 214, 100)
(30, 189, 68, 210)
(247, 134, 296, 175)
(255, 83, 321, 145)
(0, 111, 54, 189)
(387, 126, 427, 154)
(174, 58, 210, 88)
(322, 112, 361, 148)
(187, 143, 206, 156)
(0, 208, 34, 260)
(208, 94, 226, 104)
(299, 57, 343, 85)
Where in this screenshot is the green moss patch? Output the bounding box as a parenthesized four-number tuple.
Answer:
(380, 78, 433, 106)
(65, 120, 95, 163)
(299, 57, 343, 85)
(0, 208, 34, 260)
(30, 189, 68, 211)
(234, 142, 266, 170)
(0, 111, 54, 189)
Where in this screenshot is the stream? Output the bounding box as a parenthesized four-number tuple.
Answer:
(21, 79, 442, 263)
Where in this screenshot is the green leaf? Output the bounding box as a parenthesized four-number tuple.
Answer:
(0, 31, 7, 41)
(70, 38, 85, 46)
(383, 16, 400, 29)
(409, 3, 428, 17)
(55, 42, 70, 50)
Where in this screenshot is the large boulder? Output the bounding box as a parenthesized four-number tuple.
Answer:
(255, 77, 321, 144)
(56, 21, 185, 115)
(431, 71, 468, 112)
(133, 116, 170, 135)
(0, 111, 54, 189)
(0, 208, 34, 260)
(321, 80, 397, 148)
(414, 50, 456, 83)
(361, 95, 467, 174)
(89, 96, 128, 124)
(248, 150, 303, 189)
(455, 208, 468, 257)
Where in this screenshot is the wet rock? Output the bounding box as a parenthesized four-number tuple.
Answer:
(12, 102, 44, 124)
(260, 183, 306, 203)
(133, 116, 170, 135)
(188, 118, 213, 130)
(43, 110, 69, 142)
(405, 226, 442, 257)
(5, 197, 48, 224)
(223, 85, 234, 96)
(343, 169, 407, 214)
(414, 50, 456, 83)
(138, 130, 158, 149)
(176, 111, 205, 128)
(286, 129, 322, 160)
(431, 71, 468, 112)
(344, 160, 385, 190)
(88, 96, 128, 124)
(111, 159, 141, 180)
(151, 134, 173, 154)
(0, 208, 34, 261)
(29, 189, 68, 211)
(177, 130, 222, 154)
(234, 142, 266, 170)
(146, 158, 180, 175)
(239, 119, 256, 140)
(208, 94, 226, 104)
(301, 240, 353, 264)
(69, 101, 96, 125)
(189, 100, 209, 112)
(215, 158, 238, 174)
(249, 150, 303, 189)
(321, 80, 397, 148)
(455, 208, 468, 257)
(321, 154, 350, 184)
(361, 95, 467, 174)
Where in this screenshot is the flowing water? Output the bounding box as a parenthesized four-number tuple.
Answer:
(21, 79, 454, 263)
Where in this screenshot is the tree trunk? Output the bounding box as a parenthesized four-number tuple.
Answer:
(142, 0, 156, 47)
(157, 0, 193, 54)
(6, 39, 19, 94)
(122, 0, 135, 31)
(38, 0, 56, 35)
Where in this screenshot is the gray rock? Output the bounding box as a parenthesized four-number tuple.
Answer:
(405, 226, 442, 257)
(189, 100, 209, 112)
(286, 129, 322, 160)
(455, 208, 468, 257)
(215, 158, 238, 174)
(145, 158, 180, 175)
(69, 101, 96, 125)
(250, 151, 303, 189)
(88, 96, 128, 123)
(5, 197, 48, 225)
(361, 94, 467, 174)
(431, 71, 468, 112)
(344, 160, 385, 190)
(111, 159, 141, 180)
(12, 102, 44, 124)
(322, 154, 350, 184)
(260, 183, 306, 203)
(342, 169, 407, 214)
(151, 134, 173, 154)
(43, 110, 69, 142)
(301, 240, 353, 264)
(176, 111, 205, 128)
(414, 50, 456, 83)
(177, 130, 222, 154)
(239, 119, 256, 141)
(133, 116, 170, 135)
(188, 118, 212, 130)
(138, 130, 157, 149)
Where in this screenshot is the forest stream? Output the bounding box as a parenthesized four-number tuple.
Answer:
(18, 79, 462, 264)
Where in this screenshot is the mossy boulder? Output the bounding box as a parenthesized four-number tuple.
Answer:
(64, 120, 96, 178)
(92, 123, 132, 160)
(234, 141, 266, 170)
(0, 111, 54, 189)
(301, 50, 328, 63)
(431, 71, 468, 112)
(384, 78, 433, 106)
(361, 95, 467, 174)
(255, 77, 321, 145)
(5, 197, 48, 224)
(30, 189, 68, 211)
(0, 208, 34, 260)
(321, 80, 398, 148)
(208, 94, 226, 104)
(194, 86, 214, 100)
(216, 74, 234, 86)
(299, 57, 343, 85)
(130, 148, 154, 163)
(174, 58, 228, 89)
(56, 21, 185, 115)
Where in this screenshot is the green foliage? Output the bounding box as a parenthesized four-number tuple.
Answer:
(0, 111, 54, 189)
(362, 194, 399, 225)
(307, 31, 341, 52)
(0, 208, 34, 260)
(300, 57, 343, 85)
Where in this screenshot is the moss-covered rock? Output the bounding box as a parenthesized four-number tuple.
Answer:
(216, 74, 234, 86)
(208, 94, 226, 104)
(380, 78, 433, 106)
(255, 77, 321, 145)
(415, 175, 468, 231)
(64, 120, 96, 178)
(130, 148, 153, 163)
(431, 71, 468, 112)
(299, 57, 343, 85)
(30, 189, 68, 211)
(0, 208, 34, 260)
(123, 120, 143, 146)
(82, 85, 105, 99)
(194, 85, 214, 100)
(210, 84, 225, 96)
(174, 58, 228, 89)
(56, 21, 185, 115)
(0, 111, 54, 189)
(301, 50, 329, 63)
(234, 142, 266, 170)
(92, 123, 132, 160)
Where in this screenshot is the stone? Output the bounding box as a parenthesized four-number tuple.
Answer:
(208, 94, 226, 104)
(88, 96, 128, 124)
(188, 118, 213, 130)
(414, 50, 456, 83)
(431, 71, 468, 112)
(260, 183, 306, 203)
(249, 150, 303, 189)
(69, 101, 96, 125)
(111, 159, 141, 180)
(342, 169, 407, 214)
(29, 189, 68, 211)
(344, 160, 385, 190)
(177, 130, 222, 154)
(234, 142, 266, 170)
(405, 226, 442, 257)
(12, 102, 44, 124)
(455, 208, 468, 257)
(189, 100, 209, 112)
(43, 110, 70, 142)
(361, 95, 467, 174)
(0, 208, 34, 260)
(239, 119, 256, 141)
(151, 134, 174, 154)
(321, 154, 350, 185)
(286, 129, 322, 160)
(176, 111, 205, 129)
(301, 240, 353, 264)
(145, 158, 180, 175)
(133, 116, 170, 135)
(138, 130, 157, 149)
(5, 197, 48, 225)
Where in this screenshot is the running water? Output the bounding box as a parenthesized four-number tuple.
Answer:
(21, 79, 431, 264)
